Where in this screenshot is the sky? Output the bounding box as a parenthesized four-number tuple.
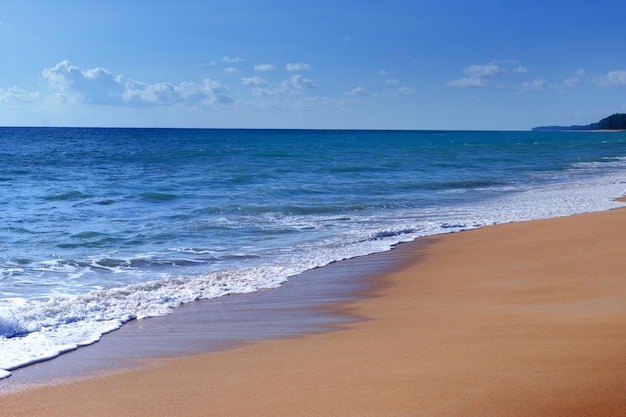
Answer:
(1, 0, 626, 130)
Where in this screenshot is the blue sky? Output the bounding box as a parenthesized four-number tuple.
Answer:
(1, 0, 625, 130)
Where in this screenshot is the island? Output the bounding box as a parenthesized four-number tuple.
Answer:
(532, 113, 626, 131)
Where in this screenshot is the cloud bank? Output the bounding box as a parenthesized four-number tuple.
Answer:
(42, 61, 233, 106)
(0, 87, 40, 103)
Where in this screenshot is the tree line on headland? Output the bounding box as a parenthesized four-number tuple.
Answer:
(532, 113, 626, 131)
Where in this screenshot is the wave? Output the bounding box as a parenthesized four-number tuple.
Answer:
(139, 192, 180, 202)
(42, 191, 93, 202)
(0, 265, 291, 376)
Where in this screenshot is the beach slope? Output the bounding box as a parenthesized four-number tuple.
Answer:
(2, 207, 626, 416)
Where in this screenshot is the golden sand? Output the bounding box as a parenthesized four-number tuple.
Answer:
(2, 207, 626, 416)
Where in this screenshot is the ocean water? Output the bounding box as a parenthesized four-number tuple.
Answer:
(1, 127, 625, 379)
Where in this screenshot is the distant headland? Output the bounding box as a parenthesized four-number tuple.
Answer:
(532, 113, 626, 131)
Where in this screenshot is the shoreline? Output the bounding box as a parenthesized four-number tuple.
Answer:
(0, 243, 404, 392)
(2, 205, 626, 416)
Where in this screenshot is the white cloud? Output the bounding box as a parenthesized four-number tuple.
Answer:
(290, 74, 317, 89)
(242, 76, 268, 87)
(292, 96, 338, 110)
(254, 63, 275, 72)
(449, 63, 506, 88)
(385, 79, 399, 85)
(224, 67, 240, 74)
(42, 60, 124, 104)
(514, 65, 529, 74)
(595, 70, 626, 87)
(382, 86, 415, 96)
(222, 56, 243, 63)
(42, 60, 233, 106)
(561, 69, 588, 87)
(563, 77, 581, 87)
(123, 81, 175, 104)
(518, 78, 551, 93)
(377, 70, 388, 76)
(396, 87, 414, 94)
(0, 87, 40, 103)
(124, 79, 233, 105)
(251, 87, 279, 97)
(448, 77, 488, 88)
(464, 64, 505, 78)
(286, 63, 311, 72)
(346, 86, 368, 96)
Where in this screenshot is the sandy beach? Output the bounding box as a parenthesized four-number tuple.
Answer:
(2, 204, 626, 416)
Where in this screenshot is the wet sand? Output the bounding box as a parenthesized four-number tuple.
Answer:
(0, 249, 398, 391)
(2, 206, 626, 416)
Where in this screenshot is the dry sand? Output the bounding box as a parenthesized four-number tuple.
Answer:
(2, 206, 626, 416)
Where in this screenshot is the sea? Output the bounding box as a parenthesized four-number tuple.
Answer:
(1, 127, 625, 379)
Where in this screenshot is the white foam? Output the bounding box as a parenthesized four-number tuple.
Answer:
(0, 265, 293, 372)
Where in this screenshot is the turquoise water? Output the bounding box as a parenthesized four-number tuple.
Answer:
(1, 127, 625, 377)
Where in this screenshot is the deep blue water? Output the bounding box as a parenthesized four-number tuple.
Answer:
(0, 127, 625, 377)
